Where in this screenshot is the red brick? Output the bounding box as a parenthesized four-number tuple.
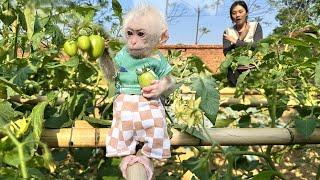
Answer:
(158, 44, 224, 74)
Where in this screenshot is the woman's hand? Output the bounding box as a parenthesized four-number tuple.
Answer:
(223, 33, 238, 44)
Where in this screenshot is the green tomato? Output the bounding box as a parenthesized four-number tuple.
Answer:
(77, 35, 91, 51)
(63, 40, 78, 57)
(138, 71, 157, 88)
(89, 35, 105, 59)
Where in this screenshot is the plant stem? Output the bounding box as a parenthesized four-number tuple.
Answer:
(223, 150, 285, 180)
(6, 129, 28, 178)
(225, 154, 234, 180)
(200, 122, 224, 153)
(266, 86, 277, 156)
(13, 16, 20, 59)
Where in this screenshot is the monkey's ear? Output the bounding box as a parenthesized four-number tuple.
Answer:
(159, 29, 169, 44)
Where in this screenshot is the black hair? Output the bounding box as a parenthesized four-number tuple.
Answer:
(229, 1, 248, 22)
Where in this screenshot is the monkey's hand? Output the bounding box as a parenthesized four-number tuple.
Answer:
(142, 76, 175, 99)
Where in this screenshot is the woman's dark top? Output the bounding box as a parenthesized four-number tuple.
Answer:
(223, 22, 263, 86)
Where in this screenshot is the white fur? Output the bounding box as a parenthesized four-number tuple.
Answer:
(122, 4, 168, 38)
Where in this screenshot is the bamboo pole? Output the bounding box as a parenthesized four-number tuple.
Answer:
(40, 121, 320, 147)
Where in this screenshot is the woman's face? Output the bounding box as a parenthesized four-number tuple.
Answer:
(231, 5, 247, 26)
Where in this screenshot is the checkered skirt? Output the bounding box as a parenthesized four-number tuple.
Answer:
(106, 94, 171, 159)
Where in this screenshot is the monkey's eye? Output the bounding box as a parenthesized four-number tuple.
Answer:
(127, 31, 133, 36)
(137, 32, 145, 37)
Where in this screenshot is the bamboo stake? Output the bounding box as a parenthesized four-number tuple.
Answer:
(40, 122, 320, 147)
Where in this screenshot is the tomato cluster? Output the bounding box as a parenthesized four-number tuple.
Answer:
(63, 35, 105, 59)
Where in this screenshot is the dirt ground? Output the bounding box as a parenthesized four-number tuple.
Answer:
(154, 145, 320, 179)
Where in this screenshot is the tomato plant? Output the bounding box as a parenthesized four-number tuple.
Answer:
(0, 0, 113, 178)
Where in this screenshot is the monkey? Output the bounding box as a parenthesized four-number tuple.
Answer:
(99, 4, 175, 180)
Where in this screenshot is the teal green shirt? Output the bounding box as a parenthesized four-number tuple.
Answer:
(114, 47, 172, 95)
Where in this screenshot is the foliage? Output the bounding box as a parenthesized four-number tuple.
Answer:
(269, 0, 320, 35)
(0, 0, 117, 178)
(220, 29, 320, 136)
(215, 3, 320, 178)
(0, 0, 319, 179)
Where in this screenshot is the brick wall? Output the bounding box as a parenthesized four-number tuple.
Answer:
(17, 44, 225, 73)
(158, 44, 225, 73)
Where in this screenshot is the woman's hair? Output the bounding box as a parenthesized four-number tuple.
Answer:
(229, 1, 248, 22)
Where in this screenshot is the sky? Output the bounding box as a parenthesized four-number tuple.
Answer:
(118, 0, 279, 45)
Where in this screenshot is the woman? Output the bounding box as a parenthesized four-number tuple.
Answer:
(223, 0, 263, 86)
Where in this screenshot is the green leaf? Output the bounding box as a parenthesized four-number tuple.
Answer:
(275, 94, 289, 119)
(46, 56, 79, 68)
(112, 0, 123, 24)
(99, 158, 122, 179)
(68, 93, 87, 120)
(29, 101, 48, 141)
(190, 76, 219, 124)
(0, 10, 16, 25)
(295, 116, 317, 138)
(238, 114, 251, 128)
(173, 123, 207, 142)
(11, 65, 37, 86)
(0, 167, 18, 178)
(24, 4, 36, 40)
(51, 149, 68, 162)
(252, 170, 277, 180)
(47, 24, 65, 47)
(302, 33, 320, 48)
(31, 32, 45, 49)
(282, 37, 310, 47)
(44, 111, 72, 128)
(182, 157, 211, 180)
(3, 147, 32, 168)
(28, 168, 45, 178)
(83, 116, 112, 126)
(74, 148, 92, 166)
(0, 101, 15, 126)
(108, 39, 124, 52)
(187, 56, 206, 73)
(219, 55, 233, 74)
(236, 70, 250, 86)
(46, 92, 59, 107)
(78, 61, 96, 83)
(3, 148, 20, 167)
(84, 10, 95, 24)
(236, 56, 251, 66)
(315, 61, 320, 87)
(63, 56, 79, 67)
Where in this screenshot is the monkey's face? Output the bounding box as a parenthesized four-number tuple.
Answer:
(125, 21, 159, 58)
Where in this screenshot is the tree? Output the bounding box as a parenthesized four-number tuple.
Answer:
(269, 0, 320, 35)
